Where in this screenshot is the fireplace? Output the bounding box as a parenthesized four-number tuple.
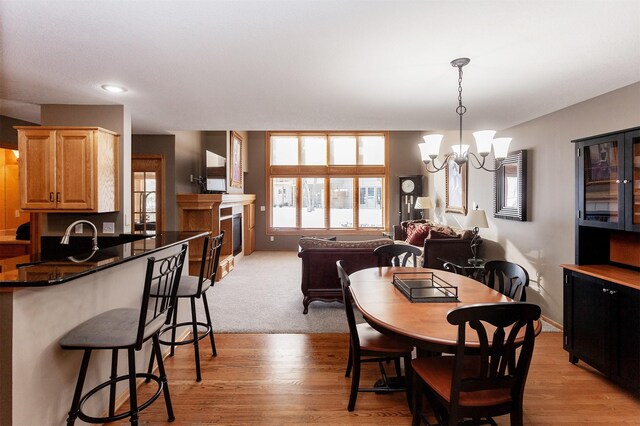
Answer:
(232, 213, 242, 256)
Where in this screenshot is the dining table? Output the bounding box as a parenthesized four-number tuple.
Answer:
(349, 266, 541, 354)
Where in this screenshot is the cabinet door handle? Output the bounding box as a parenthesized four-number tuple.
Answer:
(609, 290, 617, 295)
(602, 288, 609, 293)
(615, 179, 620, 183)
(49, 192, 54, 202)
(56, 192, 60, 202)
(623, 179, 629, 184)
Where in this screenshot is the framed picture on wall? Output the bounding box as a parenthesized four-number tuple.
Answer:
(445, 160, 467, 214)
(230, 131, 243, 188)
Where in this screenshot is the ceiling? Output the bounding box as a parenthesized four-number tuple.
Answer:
(1, 0, 638, 135)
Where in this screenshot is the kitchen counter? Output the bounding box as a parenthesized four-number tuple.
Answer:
(0, 231, 207, 425)
(0, 231, 207, 287)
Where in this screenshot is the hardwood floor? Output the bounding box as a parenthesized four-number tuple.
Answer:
(112, 332, 640, 425)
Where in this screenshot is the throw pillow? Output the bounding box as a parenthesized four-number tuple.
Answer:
(406, 223, 431, 246)
(430, 225, 458, 237)
(428, 229, 459, 239)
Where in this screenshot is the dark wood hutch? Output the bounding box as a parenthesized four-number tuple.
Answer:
(562, 126, 640, 396)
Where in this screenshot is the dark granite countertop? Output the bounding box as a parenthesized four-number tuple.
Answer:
(0, 231, 207, 287)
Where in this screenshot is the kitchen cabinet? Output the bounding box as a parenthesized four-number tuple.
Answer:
(16, 127, 119, 212)
(575, 127, 640, 231)
(563, 266, 640, 396)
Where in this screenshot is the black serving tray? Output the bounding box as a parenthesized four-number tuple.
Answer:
(392, 271, 459, 303)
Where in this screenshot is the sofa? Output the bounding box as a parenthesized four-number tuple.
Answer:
(298, 237, 391, 314)
(392, 219, 474, 270)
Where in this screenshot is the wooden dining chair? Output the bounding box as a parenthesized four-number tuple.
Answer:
(411, 302, 541, 426)
(336, 260, 413, 411)
(482, 260, 530, 301)
(374, 243, 422, 267)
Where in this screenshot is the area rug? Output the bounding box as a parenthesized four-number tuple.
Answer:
(201, 251, 560, 334)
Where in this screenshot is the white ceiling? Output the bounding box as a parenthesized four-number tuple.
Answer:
(1, 0, 638, 134)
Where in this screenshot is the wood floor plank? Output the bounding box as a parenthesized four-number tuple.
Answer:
(107, 332, 640, 425)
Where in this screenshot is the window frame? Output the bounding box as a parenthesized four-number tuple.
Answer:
(265, 131, 389, 236)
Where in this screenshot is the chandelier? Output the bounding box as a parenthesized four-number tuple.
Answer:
(419, 58, 511, 174)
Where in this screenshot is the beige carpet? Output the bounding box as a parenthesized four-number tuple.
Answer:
(201, 250, 560, 333)
(203, 251, 352, 333)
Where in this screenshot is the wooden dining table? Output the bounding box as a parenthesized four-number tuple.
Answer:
(349, 266, 541, 353)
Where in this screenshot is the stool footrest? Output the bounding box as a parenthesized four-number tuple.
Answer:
(158, 321, 212, 346)
(77, 373, 163, 424)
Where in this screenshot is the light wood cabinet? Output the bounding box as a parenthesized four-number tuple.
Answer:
(16, 126, 119, 212)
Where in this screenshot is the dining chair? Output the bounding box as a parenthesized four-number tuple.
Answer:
(147, 232, 224, 382)
(336, 260, 413, 411)
(374, 243, 422, 267)
(60, 244, 187, 425)
(482, 260, 530, 301)
(411, 302, 541, 426)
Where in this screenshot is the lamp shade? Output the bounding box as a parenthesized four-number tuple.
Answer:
(464, 208, 488, 229)
(451, 144, 470, 157)
(473, 130, 496, 155)
(414, 196, 433, 210)
(419, 134, 443, 160)
(492, 137, 512, 160)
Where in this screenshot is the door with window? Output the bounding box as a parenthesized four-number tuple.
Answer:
(131, 155, 164, 234)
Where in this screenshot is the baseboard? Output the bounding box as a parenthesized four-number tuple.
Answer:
(541, 314, 563, 331)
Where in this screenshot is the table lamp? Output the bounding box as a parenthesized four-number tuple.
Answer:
(414, 196, 433, 219)
(464, 206, 488, 265)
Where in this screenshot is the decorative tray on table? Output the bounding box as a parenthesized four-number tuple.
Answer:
(392, 271, 459, 303)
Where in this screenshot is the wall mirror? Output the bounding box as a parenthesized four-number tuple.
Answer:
(494, 150, 527, 221)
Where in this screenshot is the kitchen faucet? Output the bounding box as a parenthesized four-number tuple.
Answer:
(61, 220, 99, 251)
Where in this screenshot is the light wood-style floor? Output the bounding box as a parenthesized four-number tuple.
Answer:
(112, 332, 640, 425)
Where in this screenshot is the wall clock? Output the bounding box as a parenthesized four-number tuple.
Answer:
(398, 175, 422, 222)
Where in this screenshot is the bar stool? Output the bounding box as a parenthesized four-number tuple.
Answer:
(148, 232, 224, 382)
(59, 244, 187, 425)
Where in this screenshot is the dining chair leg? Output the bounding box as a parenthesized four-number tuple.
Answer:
(127, 348, 139, 425)
(345, 342, 353, 377)
(66, 349, 92, 426)
(404, 354, 413, 413)
(411, 371, 422, 426)
(190, 297, 202, 382)
(153, 334, 175, 421)
(201, 291, 217, 356)
(394, 357, 402, 377)
(347, 358, 361, 411)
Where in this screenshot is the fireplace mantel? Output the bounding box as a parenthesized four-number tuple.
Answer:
(177, 193, 256, 278)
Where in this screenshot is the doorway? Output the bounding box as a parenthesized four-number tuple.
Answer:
(131, 155, 164, 234)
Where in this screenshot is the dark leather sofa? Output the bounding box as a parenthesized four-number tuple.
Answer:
(298, 237, 391, 314)
(392, 219, 474, 270)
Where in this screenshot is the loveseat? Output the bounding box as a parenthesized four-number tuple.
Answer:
(392, 219, 474, 270)
(298, 237, 391, 314)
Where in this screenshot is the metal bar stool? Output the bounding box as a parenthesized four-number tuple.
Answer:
(59, 244, 187, 425)
(147, 232, 224, 382)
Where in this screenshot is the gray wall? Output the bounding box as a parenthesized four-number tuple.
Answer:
(173, 131, 203, 195)
(132, 134, 177, 230)
(0, 115, 37, 148)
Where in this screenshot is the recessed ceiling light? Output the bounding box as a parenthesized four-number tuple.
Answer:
(101, 84, 128, 93)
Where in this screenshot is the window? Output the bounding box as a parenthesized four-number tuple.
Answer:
(266, 132, 388, 234)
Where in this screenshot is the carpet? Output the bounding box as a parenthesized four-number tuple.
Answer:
(201, 251, 560, 334)
(203, 251, 352, 333)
